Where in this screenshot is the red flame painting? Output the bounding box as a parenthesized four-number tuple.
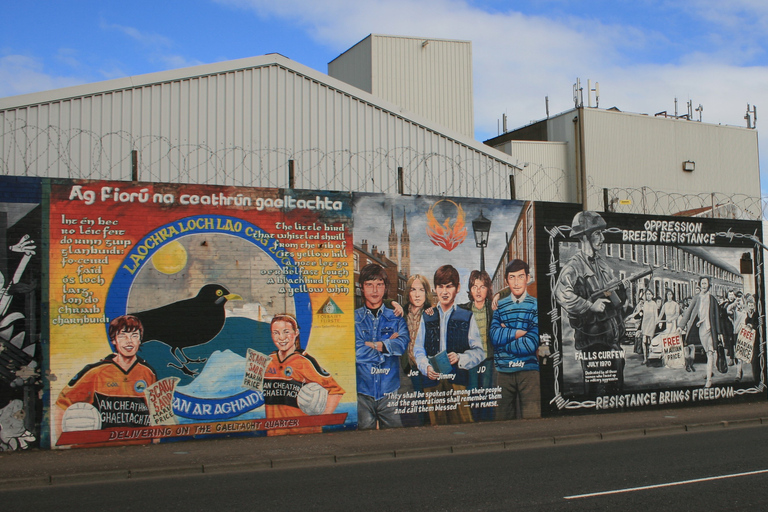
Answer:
(425, 199, 467, 251)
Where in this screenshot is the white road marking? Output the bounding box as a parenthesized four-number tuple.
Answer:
(564, 468, 768, 499)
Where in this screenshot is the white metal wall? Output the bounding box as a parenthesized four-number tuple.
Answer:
(493, 140, 571, 203)
(538, 107, 760, 214)
(0, 55, 520, 200)
(583, 108, 760, 197)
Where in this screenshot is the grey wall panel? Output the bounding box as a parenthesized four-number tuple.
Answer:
(330, 35, 474, 139)
(582, 108, 760, 213)
(328, 36, 373, 94)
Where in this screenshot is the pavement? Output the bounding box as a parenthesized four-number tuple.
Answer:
(1, 400, 768, 490)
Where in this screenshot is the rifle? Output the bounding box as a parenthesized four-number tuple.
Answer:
(589, 266, 654, 303)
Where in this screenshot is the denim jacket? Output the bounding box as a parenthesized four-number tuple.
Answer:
(355, 306, 409, 400)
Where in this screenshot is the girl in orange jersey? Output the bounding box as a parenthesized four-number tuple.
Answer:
(263, 314, 343, 435)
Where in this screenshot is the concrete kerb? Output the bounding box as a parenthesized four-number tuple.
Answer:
(334, 450, 396, 463)
(3, 413, 768, 490)
(50, 469, 130, 486)
(599, 428, 646, 440)
(0, 475, 52, 491)
(394, 445, 453, 459)
(720, 417, 763, 428)
(130, 465, 205, 479)
(270, 454, 337, 469)
(450, 441, 506, 454)
(685, 422, 727, 432)
(504, 437, 555, 450)
(644, 424, 687, 436)
(553, 432, 602, 445)
(202, 459, 273, 474)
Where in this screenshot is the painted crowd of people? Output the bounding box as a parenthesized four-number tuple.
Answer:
(628, 279, 758, 388)
(354, 259, 542, 429)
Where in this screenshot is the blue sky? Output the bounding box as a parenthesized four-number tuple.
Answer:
(3, 0, 767, 190)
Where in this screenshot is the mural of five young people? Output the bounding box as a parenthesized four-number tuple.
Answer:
(0, 176, 763, 449)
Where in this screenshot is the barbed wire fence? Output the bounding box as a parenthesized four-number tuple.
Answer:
(1, 120, 766, 219)
(588, 178, 767, 221)
(0, 120, 567, 201)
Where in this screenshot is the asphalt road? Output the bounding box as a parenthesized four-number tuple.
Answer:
(3, 425, 768, 511)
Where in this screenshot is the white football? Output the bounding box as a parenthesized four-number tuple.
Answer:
(296, 382, 328, 415)
(61, 402, 102, 432)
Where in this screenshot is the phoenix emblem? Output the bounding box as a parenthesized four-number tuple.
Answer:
(425, 199, 468, 251)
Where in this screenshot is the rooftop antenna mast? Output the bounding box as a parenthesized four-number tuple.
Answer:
(695, 103, 703, 122)
(587, 80, 599, 108)
(593, 82, 599, 108)
(573, 78, 583, 108)
(746, 104, 758, 129)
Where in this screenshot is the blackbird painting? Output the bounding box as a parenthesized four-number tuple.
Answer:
(130, 284, 242, 376)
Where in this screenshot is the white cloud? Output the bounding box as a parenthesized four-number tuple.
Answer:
(54, 48, 83, 70)
(97, 19, 205, 75)
(0, 54, 85, 98)
(682, 0, 768, 28)
(156, 54, 206, 70)
(99, 20, 175, 49)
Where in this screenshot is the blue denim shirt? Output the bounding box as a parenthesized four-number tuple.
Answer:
(355, 306, 409, 400)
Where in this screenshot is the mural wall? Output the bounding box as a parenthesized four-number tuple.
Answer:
(0, 177, 42, 451)
(536, 203, 766, 414)
(0, 176, 763, 450)
(352, 195, 537, 427)
(48, 180, 355, 447)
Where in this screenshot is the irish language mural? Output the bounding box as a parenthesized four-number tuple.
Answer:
(0, 176, 763, 450)
(47, 180, 355, 446)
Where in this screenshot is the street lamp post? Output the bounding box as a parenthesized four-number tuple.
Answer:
(472, 210, 492, 273)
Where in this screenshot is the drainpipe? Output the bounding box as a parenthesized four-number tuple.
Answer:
(573, 107, 588, 209)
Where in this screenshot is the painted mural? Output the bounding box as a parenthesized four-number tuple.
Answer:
(352, 194, 541, 426)
(536, 203, 766, 414)
(0, 176, 764, 450)
(48, 180, 355, 447)
(0, 177, 42, 451)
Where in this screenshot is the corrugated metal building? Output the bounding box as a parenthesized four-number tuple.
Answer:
(0, 50, 571, 202)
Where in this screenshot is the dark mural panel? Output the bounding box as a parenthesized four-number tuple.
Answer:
(535, 203, 765, 414)
(0, 176, 42, 451)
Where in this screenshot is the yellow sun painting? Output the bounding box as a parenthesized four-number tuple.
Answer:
(151, 240, 188, 274)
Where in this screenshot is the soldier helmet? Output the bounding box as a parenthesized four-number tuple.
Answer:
(570, 211, 606, 238)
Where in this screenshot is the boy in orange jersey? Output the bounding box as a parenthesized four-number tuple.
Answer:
(55, 315, 157, 435)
